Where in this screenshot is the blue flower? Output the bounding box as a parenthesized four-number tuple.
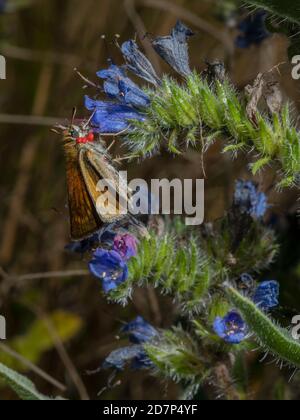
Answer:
(97, 64, 150, 108)
(89, 249, 128, 293)
(213, 311, 248, 344)
(236, 11, 270, 49)
(121, 316, 158, 344)
(121, 40, 160, 86)
(102, 345, 145, 370)
(84, 95, 145, 133)
(253, 280, 279, 309)
(151, 20, 194, 77)
(103, 317, 158, 371)
(234, 180, 268, 218)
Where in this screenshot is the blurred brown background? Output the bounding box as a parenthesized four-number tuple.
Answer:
(0, 0, 299, 400)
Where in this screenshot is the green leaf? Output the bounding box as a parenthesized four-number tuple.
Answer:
(222, 143, 246, 154)
(0, 362, 52, 400)
(250, 157, 271, 175)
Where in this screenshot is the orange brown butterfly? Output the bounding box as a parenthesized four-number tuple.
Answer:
(56, 110, 130, 241)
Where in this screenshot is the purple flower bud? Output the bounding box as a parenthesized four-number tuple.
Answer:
(113, 234, 138, 261)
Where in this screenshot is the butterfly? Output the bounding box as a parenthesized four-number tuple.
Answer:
(57, 114, 130, 241)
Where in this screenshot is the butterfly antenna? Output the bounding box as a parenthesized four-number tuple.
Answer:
(83, 108, 97, 130)
(50, 128, 60, 135)
(70, 107, 77, 129)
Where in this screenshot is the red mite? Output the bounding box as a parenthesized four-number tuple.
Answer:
(76, 132, 95, 144)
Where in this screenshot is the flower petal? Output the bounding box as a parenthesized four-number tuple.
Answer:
(122, 316, 158, 344)
(84, 95, 146, 133)
(121, 40, 160, 86)
(151, 20, 194, 77)
(234, 180, 268, 219)
(253, 280, 279, 309)
(89, 249, 128, 293)
(236, 11, 270, 49)
(102, 345, 144, 370)
(97, 64, 150, 108)
(213, 311, 247, 344)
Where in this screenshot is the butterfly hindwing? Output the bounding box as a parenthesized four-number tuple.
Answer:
(78, 143, 128, 223)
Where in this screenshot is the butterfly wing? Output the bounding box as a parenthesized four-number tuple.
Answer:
(78, 143, 129, 224)
(63, 137, 103, 240)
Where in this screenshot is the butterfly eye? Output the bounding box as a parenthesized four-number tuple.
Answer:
(87, 132, 95, 142)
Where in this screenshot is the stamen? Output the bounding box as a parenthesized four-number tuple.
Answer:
(74, 68, 99, 89)
(101, 34, 114, 64)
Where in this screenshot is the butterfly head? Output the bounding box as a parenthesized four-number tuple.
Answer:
(67, 124, 95, 145)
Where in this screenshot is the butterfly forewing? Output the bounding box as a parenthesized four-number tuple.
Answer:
(62, 128, 131, 240)
(63, 137, 103, 240)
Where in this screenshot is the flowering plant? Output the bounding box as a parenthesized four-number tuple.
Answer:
(72, 17, 299, 398)
(1, 2, 300, 401)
